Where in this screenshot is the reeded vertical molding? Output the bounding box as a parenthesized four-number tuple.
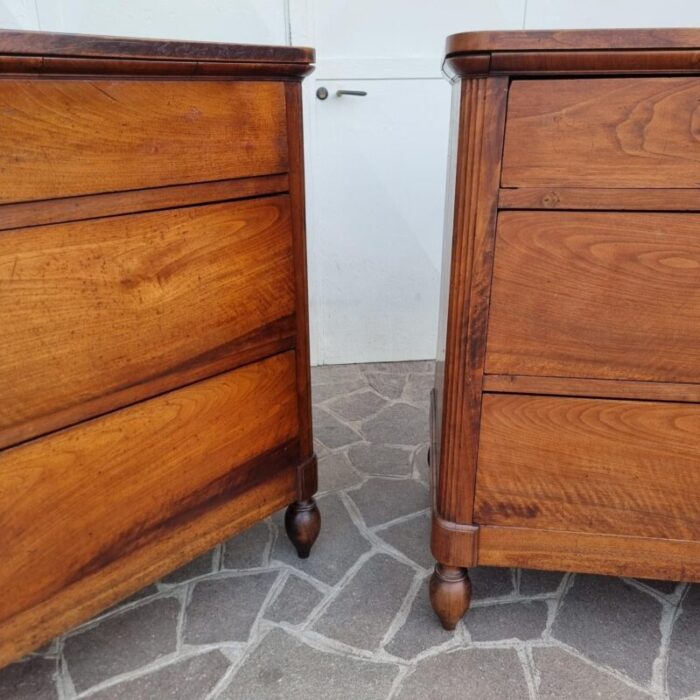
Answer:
(285, 81, 317, 500)
(434, 76, 509, 543)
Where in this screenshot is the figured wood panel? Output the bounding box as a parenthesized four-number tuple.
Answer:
(0, 80, 287, 204)
(502, 78, 700, 188)
(483, 375, 700, 404)
(478, 526, 700, 582)
(0, 196, 295, 447)
(0, 352, 299, 635)
(475, 395, 700, 541)
(0, 174, 290, 232)
(486, 212, 700, 383)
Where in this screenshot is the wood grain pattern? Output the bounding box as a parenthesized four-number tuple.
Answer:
(0, 80, 287, 204)
(446, 28, 700, 54)
(475, 394, 700, 541)
(0, 196, 295, 448)
(486, 212, 700, 383)
(285, 82, 314, 477)
(483, 375, 700, 404)
(434, 76, 509, 525)
(479, 525, 700, 582)
(502, 78, 700, 188)
(0, 352, 300, 667)
(498, 187, 700, 211)
(0, 174, 289, 232)
(0, 28, 314, 64)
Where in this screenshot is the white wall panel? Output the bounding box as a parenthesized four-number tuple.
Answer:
(0, 0, 38, 28)
(525, 0, 700, 29)
(311, 79, 451, 363)
(36, 0, 287, 44)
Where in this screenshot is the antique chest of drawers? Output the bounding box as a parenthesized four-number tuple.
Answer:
(0, 30, 319, 665)
(430, 29, 700, 628)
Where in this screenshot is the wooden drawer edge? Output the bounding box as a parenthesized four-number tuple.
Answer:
(478, 525, 700, 582)
(1, 316, 297, 451)
(0, 456, 302, 669)
(0, 174, 290, 233)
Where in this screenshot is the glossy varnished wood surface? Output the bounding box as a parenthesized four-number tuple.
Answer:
(502, 78, 700, 188)
(0, 80, 288, 204)
(0, 29, 314, 64)
(498, 187, 700, 211)
(479, 526, 700, 582)
(0, 352, 299, 667)
(446, 28, 700, 55)
(434, 76, 509, 529)
(475, 394, 700, 541)
(0, 196, 295, 448)
(0, 174, 289, 232)
(486, 212, 700, 384)
(483, 375, 700, 404)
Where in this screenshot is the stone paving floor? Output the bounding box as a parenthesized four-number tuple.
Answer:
(2, 361, 699, 699)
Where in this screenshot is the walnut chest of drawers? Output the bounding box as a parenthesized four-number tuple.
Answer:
(0, 30, 319, 666)
(430, 29, 700, 629)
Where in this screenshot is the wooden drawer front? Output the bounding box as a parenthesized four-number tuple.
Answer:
(0, 80, 287, 204)
(486, 211, 700, 383)
(0, 195, 295, 447)
(475, 395, 700, 541)
(0, 352, 299, 627)
(502, 78, 700, 188)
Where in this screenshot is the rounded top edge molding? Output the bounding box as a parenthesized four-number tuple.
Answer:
(0, 29, 315, 67)
(445, 28, 700, 57)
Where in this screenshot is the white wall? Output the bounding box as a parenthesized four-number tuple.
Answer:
(1, 1, 699, 364)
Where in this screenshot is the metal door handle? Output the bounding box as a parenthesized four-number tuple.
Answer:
(316, 87, 368, 100)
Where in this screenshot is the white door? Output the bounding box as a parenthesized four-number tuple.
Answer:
(295, 1, 526, 365)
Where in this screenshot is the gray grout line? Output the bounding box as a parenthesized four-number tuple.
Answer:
(517, 644, 540, 700)
(378, 571, 426, 650)
(650, 584, 684, 698)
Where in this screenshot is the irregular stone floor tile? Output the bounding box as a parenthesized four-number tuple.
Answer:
(327, 390, 387, 421)
(467, 600, 548, 642)
(470, 566, 515, 601)
(107, 584, 159, 614)
(365, 361, 434, 374)
(312, 379, 367, 404)
(220, 628, 398, 700)
(161, 548, 217, 584)
(533, 647, 651, 700)
(385, 577, 456, 660)
(348, 443, 412, 477)
(552, 575, 662, 685)
(396, 647, 529, 700)
(184, 572, 277, 645)
(402, 373, 434, 405)
(312, 364, 363, 384)
(667, 584, 700, 699)
(264, 574, 324, 626)
(313, 406, 362, 449)
(519, 568, 565, 596)
(635, 578, 679, 595)
(364, 372, 407, 400)
(271, 493, 370, 586)
(313, 553, 415, 651)
(88, 650, 230, 700)
(377, 511, 433, 569)
(412, 444, 429, 481)
(317, 452, 363, 493)
(0, 656, 58, 700)
(361, 403, 429, 446)
(222, 521, 270, 570)
(63, 596, 181, 693)
(348, 477, 428, 527)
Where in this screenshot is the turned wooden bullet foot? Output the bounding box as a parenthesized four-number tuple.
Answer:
(429, 563, 472, 630)
(285, 498, 321, 559)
